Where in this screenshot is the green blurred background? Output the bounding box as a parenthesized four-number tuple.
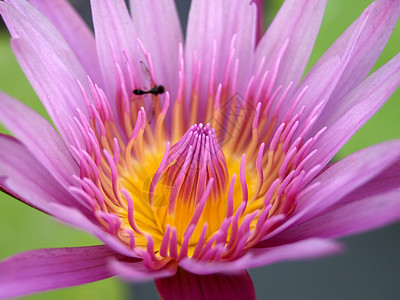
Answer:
(0, 0, 399, 299)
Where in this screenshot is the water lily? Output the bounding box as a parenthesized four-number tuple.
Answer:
(1, 0, 400, 299)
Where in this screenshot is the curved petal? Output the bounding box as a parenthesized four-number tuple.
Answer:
(185, 0, 257, 117)
(29, 0, 103, 86)
(281, 55, 340, 121)
(0, 126, 138, 257)
(0, 132, 139, 258)
(10, 37, 83, 149)
(299, 140, 400, 213)
(185, 0, 223, 117)
(179, 239, 342, 275)
(0, 245, 116, 299)
(155, 268, 256, 300)
(90, 0, 141, 102)
(0, 134, 85, 213)
(264, 140, 400, 240)
(220, 1, 257, 93)
(263, 159, 400, 246)
(185, 0, 223, 73)
(308, 52, 400, 166)
(248, 238, 343, 269)
(1, 0, 91, 149)
(0, 92, 79, 189)
(1, 0, 93, 148)
(1, 1, 90, 110)
(269, 189, 400, 245)
(178, 256, 252, 276)
(130, 0, 183, 99)
(339, 158, 400, 204)
(252, 0, 263, 43)
(47, 203, 140, 258)
(109, 258, 177, 282)
(0, 135, 135, 257)
(288, 6, 370, 125)
(254, 0, 326, 90)
(313, 0, 400, 107)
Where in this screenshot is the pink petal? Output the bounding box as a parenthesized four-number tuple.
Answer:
(178, 256, 253, 276)
(252, 0, 263, 43)
(179, 238, 341, 275)
(130, 0, 183, 98)
(185, 0, 223, 70)
(339, 158, 400, 205)
(263, 158, 400, 246)
(0, 134, 85, 214)
(309, 52, 400, 167)
(281, 55, 341, 121)
(109, 258, 177, 282)
(0, 245, 117, 299)
(248, 238, 343, 269)
(1, 0, 93, 147)
(185, 0, 257, 114)
(0, 135, 138, 257)
(0, 91, 79, 190)
(90, 0, 141, 101)
(298, 140, 400, 216)
(185, 0, 223, 115)
(270, 189, 400, 244)
(155, 268, 256, 300)
(254, 0, 326, 90)
(28, 0, 103, 86)
(265, 140, 400, 240)
(1, 1, 90, 109)
(9, 37, 83, 149)
(314, 0, 400, 108)
(289, 6, 370, 124)
(220, 1, 257, 93)
(47, 203, 141, 258)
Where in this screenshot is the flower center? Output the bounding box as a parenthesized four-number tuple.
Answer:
(71, 40, 326, 265)
(150, 123, 228, 245)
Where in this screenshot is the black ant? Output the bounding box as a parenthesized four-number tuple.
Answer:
(132, 61, 165, 124)
(133, 85, 165, 96)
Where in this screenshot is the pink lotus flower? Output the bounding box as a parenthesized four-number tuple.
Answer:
(1, 0, 400, 299)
